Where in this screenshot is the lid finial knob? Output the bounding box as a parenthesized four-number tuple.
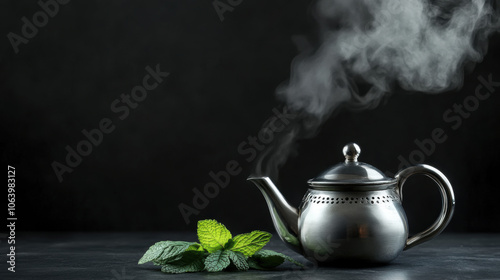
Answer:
(343, 143, 361, 162)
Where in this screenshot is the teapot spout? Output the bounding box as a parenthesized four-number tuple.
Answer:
(247, 176, 301, 254)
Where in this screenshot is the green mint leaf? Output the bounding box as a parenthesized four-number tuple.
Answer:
(228, 251, 249, 271)
(247, 258, 269, 270)
(204, 250, 230, 272)
(161, 260, 204, 274)
(251, 249, 304, 268)
(138, 241, 171, 264)
(249, 250, 284, 268)
(186, 243, 204, 252)
(158, 241, 197, 262)
(139, 241, 197, 265)
(161, 251, 206, 274)
(197, 219, 232, 253)
(230, 230, 272, 257)
(153, 255, 183, 266)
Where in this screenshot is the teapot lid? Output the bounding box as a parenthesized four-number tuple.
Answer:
(308, 143, 395, 187)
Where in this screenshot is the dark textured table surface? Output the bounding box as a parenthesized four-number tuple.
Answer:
(1, 232, 499, 279)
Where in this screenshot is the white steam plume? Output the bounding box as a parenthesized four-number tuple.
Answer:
(254, 0, 498, 178)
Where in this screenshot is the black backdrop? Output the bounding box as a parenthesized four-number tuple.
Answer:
(1, 0, 499, 234)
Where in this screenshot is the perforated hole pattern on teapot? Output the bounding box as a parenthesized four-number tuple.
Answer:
(304, 193, 400, 205)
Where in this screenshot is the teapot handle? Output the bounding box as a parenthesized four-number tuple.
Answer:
(395, 164, 455, 250)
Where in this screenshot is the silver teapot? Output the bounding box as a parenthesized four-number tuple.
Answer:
(248, 143, 455, 264)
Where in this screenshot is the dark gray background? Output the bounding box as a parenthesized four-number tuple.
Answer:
(1, 0, 499, 234)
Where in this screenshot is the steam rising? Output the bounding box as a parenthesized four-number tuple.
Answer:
(254, 0, 498, 178)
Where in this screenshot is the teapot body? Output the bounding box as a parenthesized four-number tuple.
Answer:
(298, 186, 408, 264)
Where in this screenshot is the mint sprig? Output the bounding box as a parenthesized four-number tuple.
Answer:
(138, 219, 304, 274)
